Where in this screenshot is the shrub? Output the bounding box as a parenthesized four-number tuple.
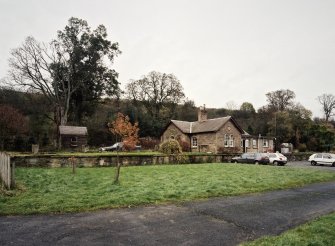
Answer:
(177, 139, 190, 152)
(217, 146, 240, 154)
(139, 137, 160, 150)
(297, 143, 307, 152)
(159, 139, 182, 155)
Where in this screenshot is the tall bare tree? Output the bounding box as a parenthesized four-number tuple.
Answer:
(8, 36, 73, 127)
(6, 17, 120, 147)
(317, 93, 335, 122)
(126, 71, 185, 136)
(266, 89, 296, 111)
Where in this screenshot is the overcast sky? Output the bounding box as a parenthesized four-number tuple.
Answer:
(1, 0, 335, 117)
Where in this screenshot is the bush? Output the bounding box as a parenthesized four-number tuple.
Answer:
(159, 139, 182, 155)
(177, 139, 190, 152)
(217, 146, 240, 154)
(139, 137, 160, 150)
(297, 143, 307, 152)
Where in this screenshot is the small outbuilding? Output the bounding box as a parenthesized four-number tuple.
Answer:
(59, 126, 88, 150)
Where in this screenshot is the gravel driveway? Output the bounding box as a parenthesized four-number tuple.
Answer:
(286, 160, 335, 171)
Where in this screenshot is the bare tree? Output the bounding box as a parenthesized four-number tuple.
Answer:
(8, 36, 75, 127)
(225, 100, 238, 111)
(266, 89, 296, 111)
(126, 71, 185, 119)
(318, 93, 335, 121)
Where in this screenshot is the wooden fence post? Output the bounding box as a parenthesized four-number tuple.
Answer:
(0, 152, 15, 189)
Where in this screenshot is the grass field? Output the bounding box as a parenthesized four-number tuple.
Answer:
(1, 163, 335, 215)
(243, 212, 335, 246)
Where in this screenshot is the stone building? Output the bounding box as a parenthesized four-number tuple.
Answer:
(161, 106, 274, 153)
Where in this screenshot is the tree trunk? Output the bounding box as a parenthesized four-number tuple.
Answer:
(114, 152, 121, 184)
(55, 105, 68, 150)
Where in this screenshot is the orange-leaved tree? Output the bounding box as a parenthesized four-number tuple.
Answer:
(108, 112, 139, 184)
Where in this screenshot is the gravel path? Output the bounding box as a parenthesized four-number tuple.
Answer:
(286, 160, 335, 171)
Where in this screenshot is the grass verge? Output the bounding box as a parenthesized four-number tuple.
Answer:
(1, 163, 335, 215)
(242, 212, 335, 246)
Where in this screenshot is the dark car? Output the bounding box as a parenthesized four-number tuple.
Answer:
(231, 153, 270, 164)
(99, 142, 124, 152)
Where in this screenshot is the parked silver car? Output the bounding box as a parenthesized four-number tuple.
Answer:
(308, 153, 335, 167)
(267, 152, 287, 166)
(99, 142, 124, 152)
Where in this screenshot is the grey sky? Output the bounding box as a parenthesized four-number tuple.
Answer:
(1, 0, 334, 117)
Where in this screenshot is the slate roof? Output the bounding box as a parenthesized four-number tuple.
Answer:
(171, 116, 241, 134)
(59, 126, 88, 136)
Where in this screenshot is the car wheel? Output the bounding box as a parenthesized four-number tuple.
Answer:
(311, 161, 316, 166)
(332, 162, 335, 167)
(273, 161, 278, 166)
(233, 160, 238, 163)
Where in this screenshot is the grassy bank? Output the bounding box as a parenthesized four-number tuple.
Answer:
(243, 212, 335, 246)
(1, 163, 335, 215)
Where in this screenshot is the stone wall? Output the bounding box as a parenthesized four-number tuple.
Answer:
(11, 154, 238, 168)
(11, 152, 313, 169)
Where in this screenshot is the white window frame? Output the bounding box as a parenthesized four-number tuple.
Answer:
(224, 134, 229, 147)
(245, 139, 249, 148)
(252, 139, 257, 148)
(191, 137, 198, 148)
(229, 135, 234, 147)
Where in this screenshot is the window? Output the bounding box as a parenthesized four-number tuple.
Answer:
(240, 139, 243, 148)
(192, 137, 198, 148)
(245, 139, 249, 148)
(71, 137, 77, 143)
(263, 139, 268, 147)
(224, 134, 229, 147)
(224, 134, 234, 147)
(229, 135, 234, 147)
(252, 139, 257, 148)
(71, 136, 78, 147)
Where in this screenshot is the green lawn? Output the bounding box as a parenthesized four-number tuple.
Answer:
(242, 212, 335, 246)
(1, 163, 335, 215)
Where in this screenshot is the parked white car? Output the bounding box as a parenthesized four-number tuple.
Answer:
(267, 152, 287, 166)
(99, 142, 124, 152)
(308, 153, 335, 167)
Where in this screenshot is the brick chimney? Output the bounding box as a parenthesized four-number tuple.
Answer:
(198, 105, 207, 122)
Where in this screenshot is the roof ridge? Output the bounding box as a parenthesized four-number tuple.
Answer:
(190, 116, 231, 123)
(171, 119, 190, 122)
